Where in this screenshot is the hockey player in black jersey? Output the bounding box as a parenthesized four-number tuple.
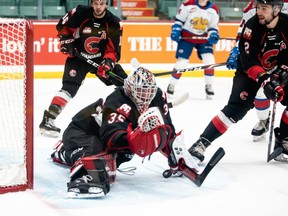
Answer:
(51, 66, 200, 198)
(39, 0, 127, 138)
(189, 0, 288, 163)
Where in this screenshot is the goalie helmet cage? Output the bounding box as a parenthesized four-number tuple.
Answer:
(0, 18, 34, 194)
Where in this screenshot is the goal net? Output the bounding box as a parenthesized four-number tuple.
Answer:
(0, 18, 33, 193)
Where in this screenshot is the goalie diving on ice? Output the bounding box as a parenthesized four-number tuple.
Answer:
(50, 63, 225, 198)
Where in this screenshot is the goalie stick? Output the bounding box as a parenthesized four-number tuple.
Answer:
(153, 63, 226, 77)
(163, 147, 225, 187)
(75, 53, 188, 108)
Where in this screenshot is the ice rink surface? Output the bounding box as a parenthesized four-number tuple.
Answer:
(1, 76, 288, 216)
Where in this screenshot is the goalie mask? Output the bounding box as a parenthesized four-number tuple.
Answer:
(124, 67, 157, 113)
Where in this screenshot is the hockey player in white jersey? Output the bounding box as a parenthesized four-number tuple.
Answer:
(226, 0, 288, 141)
(167, 0, 220, 100)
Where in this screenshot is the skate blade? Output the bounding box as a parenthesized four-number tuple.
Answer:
(252, 134, 266, 142)
(66, 188, 105, 199)
(274, 153, 288, 163)
(39, 129, 60, 138)
(206, 95, 213, 100)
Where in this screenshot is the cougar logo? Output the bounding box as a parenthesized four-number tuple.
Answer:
(261, 49, 279, 70)
(240, 91, 248, 100)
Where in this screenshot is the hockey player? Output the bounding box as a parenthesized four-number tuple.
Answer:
(167, 0, 220, 99)
(189, 0, 288, 163)
(39, 0, 127, 138)
(51, 66, 200, 197)
(226, 0, 288, 141)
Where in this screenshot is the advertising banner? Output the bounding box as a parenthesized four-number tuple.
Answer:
(1, 21, 238, 77)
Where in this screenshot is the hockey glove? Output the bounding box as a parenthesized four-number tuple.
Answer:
(226, 46, 239, 70)
(59, 34, 76, 57)
(258, 73, 285, 102)
(275, 65, 288, 86)
(97, 58, 115, 78)
(170, 24, 182, 42)
(208, 32, 219, 45)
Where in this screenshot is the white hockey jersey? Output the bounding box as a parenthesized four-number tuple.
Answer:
(174, 0, 219, 44)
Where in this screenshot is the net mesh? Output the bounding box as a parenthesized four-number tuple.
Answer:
(0, 18, 28, 188)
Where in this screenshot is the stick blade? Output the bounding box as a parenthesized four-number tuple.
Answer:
(167, 92, 189, 108)
(130, 57, 141, 69)
(195, 147, 225, 187)
(267, 147, 283, 162)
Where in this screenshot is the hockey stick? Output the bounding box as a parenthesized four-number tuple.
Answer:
(75, 53, 188, 108)
(75, 52, 124, 83)
(266, 72, 288, 162)
(154, 62, 226, 77)
(181, 36, 235, 40)
(163, 147, 225, 187)
(266, 97, 281, 162)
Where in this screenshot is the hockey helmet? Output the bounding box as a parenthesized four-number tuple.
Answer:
(124, 67, 157, 113)
(256, 0, 283, 7)
(90, 0, 108, 5)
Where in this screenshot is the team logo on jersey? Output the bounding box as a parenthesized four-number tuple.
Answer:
(240, 91, 248, 100)
(69, 69, 77, 77)
(83, 27, 92, 34)
(192, 17, 208, 31)
(243, 27, 252, 40)
(117, 104, 132, 117)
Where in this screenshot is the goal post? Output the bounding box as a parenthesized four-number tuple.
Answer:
(0, 18, 34, 194)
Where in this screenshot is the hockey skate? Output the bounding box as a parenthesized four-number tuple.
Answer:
(66, 155, 115, 198)
(205, 84, 214, 100)
(167, 83, 175, 96)
(67, 175, 107, 198)
(39, 110, 61, 138)
(51, 140, 69, 167)
(205, 85, 214, 100)
(188, 137, 211, 164)
(273, 128, 288, 163)
(251, 116, 270, 142)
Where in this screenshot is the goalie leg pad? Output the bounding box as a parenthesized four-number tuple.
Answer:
(68, 154, 116, 197)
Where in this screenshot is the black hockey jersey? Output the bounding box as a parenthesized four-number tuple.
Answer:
(100, 87, 176, 150)
(56, 5, 122, 64)
(238, 13, 288, 78)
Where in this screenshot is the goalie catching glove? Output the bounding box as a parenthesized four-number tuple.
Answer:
(127, 107, 172, 157)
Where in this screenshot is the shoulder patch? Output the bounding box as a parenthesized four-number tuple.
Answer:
(243, 27, 252, 40)
(183, 0, 196, 6)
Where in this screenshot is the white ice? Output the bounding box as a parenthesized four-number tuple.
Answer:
(1, 76, 287, 216)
